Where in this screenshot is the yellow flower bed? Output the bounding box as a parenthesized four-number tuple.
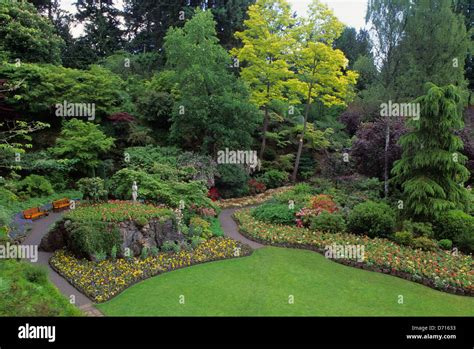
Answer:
(50, 238, 251, 303)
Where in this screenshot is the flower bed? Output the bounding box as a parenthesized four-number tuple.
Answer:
(216, 186, 293, 209)
(234, 209, 474, 296)
(64, 200, 174, 223)
(50, 237, 252, 303)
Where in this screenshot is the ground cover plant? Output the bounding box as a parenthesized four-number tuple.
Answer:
(0, 259, 82, 316)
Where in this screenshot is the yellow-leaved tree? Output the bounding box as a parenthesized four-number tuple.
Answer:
(231, 0, 300, 158)
(290, 0, 358, 181)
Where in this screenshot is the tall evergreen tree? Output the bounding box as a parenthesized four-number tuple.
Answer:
(392, 84, 471, 221)
(397, 0, 470, 100)
(75, 0, 124, 59)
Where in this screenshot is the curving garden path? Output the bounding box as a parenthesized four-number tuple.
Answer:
(22, 207, 261, 316)
(21, 211, 103, 316)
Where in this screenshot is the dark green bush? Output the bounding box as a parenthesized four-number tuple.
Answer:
(259, 169, 288, 189)
(252, 203, 296, 225)
(434, 210, 474, 244)
(77, 177, 108, 202)
(16, 175, 54, 198)
(402, 220, 434, 238)
(347, 201, 395, 238)
(456, 231, 474, 254)
(412, 236, 438, 251)
(215, 164, 249, 198)
(67, 221, 122, 260)
(438, 239, 453, 250)
(393, 231, 414, 246)
(309, 211, 346, 233)
(25, 265, 48, 285)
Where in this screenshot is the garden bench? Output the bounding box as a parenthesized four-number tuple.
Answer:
(52, 198, 70, 211)
(23, 207, 48, 220)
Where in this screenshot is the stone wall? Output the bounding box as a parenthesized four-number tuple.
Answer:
(40, 217, 184, 260)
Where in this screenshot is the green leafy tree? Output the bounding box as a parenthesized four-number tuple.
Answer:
(290, 0, 357, 181)
(0, 63, 134, 120)
(392, 84, 471, 221)
(232, 0, 298, 158)
(0, 1, 64, 64)
(164, 9, 259, 153)
(51, 119, 115, 177)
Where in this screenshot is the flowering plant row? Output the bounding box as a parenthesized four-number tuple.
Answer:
(234, 209, 473, 296)
(50, 237, 251, 303)
(217, 186, 293, 209)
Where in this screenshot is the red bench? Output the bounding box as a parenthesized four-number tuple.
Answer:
(23, 207, 48, 220)
(52, 198, 70, 211)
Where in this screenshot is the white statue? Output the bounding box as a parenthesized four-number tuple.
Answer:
(132, 181, 138, 202)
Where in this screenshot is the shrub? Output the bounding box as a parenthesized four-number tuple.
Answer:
(150, 246, 159, 257)
(438, 239, 453, 250)
(274, 183, 314, 206)
(77, 177, 108, 202)
(215, 164, 249, 198)
(309, 194, 339, 214)
(456, 231, 474, 254)
(67, 221, 122, 260)
(111, 245, 118, 260)
(259, 170, 288, 189)
(393, 231, 414, 246)
(25, 266, 48, 285)
(252, 203, 296, 225)
(189, 216, 213, 239)
(190, 236, 204, 249)
(248, 178, 266, 195)
(412, 236, 438, 251)
(93, 251, 108, 262)
(348, 201, 395, 238)
(402, 220, 434, 238)
(309, 211, 346, 233)
(434, 210, 474, 243)
(140, 247, 149, 260)
(161, 240, 181, 253)
(16, 175, 54, 198)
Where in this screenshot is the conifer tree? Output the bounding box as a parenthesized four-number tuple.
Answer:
(391, 84, 471, 221)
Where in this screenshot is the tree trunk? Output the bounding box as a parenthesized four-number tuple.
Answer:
(292, 87, 313, 182)
(383, 117, 391, 197)
(260, 105, 269, 159)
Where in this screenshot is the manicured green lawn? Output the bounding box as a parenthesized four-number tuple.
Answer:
(97, 247, 474, 316)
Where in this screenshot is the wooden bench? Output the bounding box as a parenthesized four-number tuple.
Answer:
(52, 198, 70, 211)
(23, 207, 48, 220)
